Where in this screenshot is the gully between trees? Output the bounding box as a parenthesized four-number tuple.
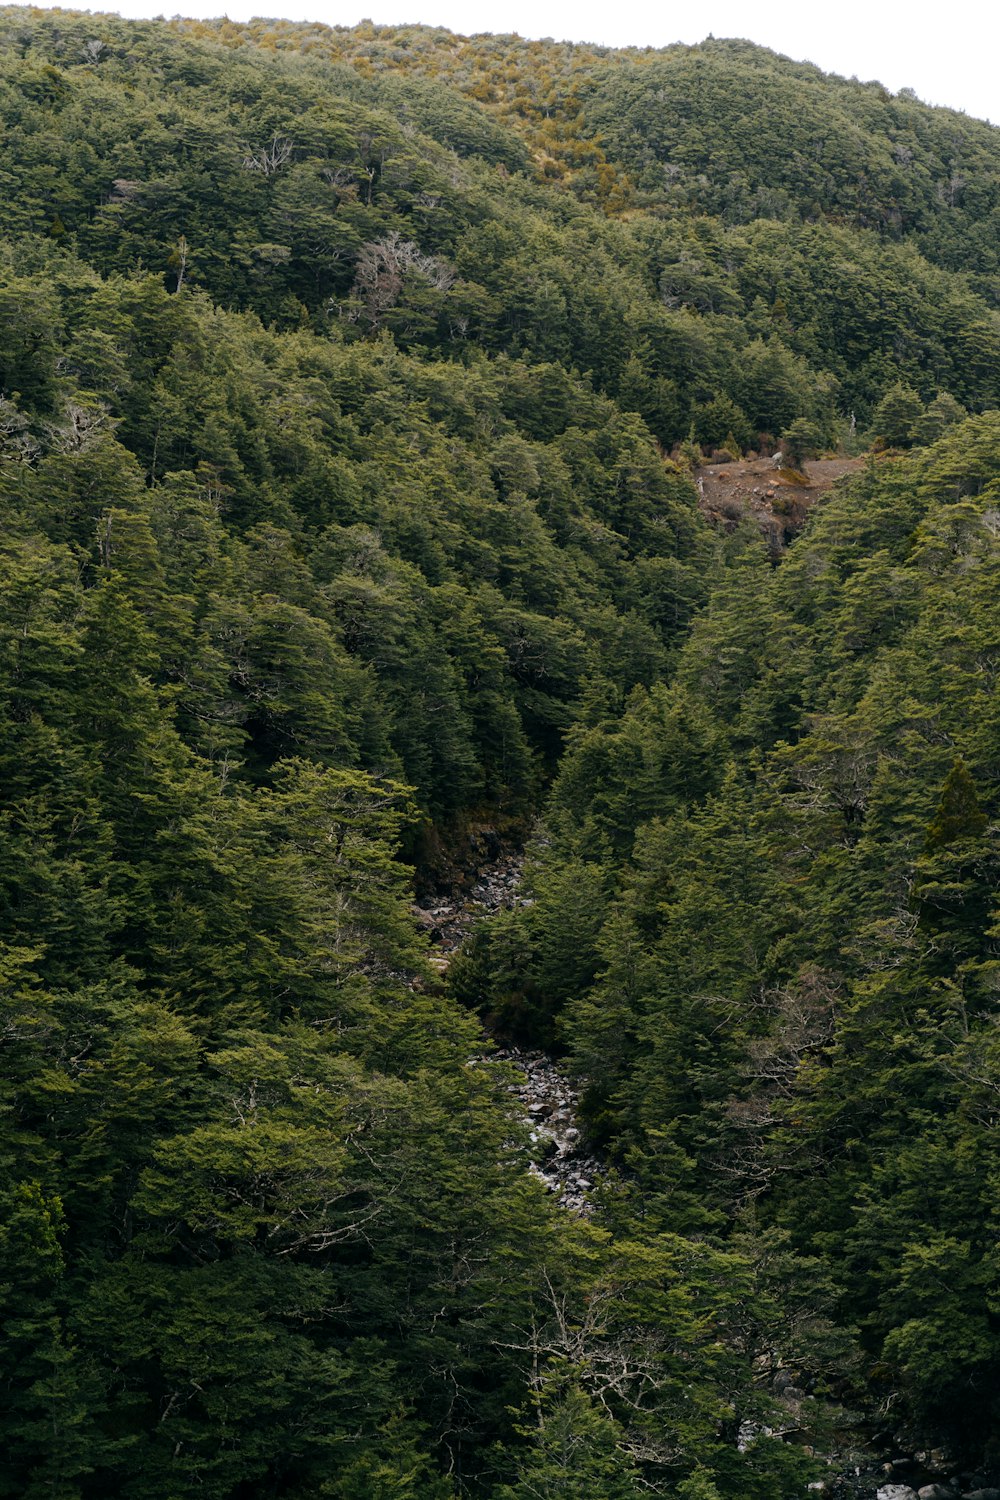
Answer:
(413, 850, 603, 1215)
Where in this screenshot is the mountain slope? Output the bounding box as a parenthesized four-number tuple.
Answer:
(1, 9, 1000, 1497)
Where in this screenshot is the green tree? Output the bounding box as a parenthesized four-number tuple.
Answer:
(870, 381, 923, 448)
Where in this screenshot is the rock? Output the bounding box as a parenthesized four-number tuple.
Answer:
(877, 1488, 918, 1500)
(918, 1487, 955, 1500)
(963, 1492, 1000, 1500)
(888, 1460, 922, 1478)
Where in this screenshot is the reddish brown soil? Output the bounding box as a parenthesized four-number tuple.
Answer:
(695, 456, 865, 550)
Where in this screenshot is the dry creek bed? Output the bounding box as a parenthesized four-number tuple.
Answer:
(413, 854, 601, 1214)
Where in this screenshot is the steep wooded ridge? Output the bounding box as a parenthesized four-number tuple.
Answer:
(0, 8, 998, 1497)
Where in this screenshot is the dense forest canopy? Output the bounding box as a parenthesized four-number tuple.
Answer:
(1, 7, 999, 1498)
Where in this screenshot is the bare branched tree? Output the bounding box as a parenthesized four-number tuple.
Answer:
(241, 133, 294, 176)
(496, 1268, 689, 1473)
(0, 396, 38, 462)
(321, 164, 356, 197)
(348, 231, 456, 328)
(44, 401, 112, 454)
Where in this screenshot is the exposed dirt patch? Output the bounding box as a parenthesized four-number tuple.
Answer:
(696, 456, 865, 552)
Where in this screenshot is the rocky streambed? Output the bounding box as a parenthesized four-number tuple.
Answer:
(412, 849, 524, 971)
(819, 1467, 1000, 1500)
(414, 847, 603, 1214)
(488, 1044, 603, 1214)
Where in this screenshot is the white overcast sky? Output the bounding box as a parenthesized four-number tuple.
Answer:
(34, 0, 1000, 124)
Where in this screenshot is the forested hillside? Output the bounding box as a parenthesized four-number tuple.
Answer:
(1, 7, 999, 1497)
